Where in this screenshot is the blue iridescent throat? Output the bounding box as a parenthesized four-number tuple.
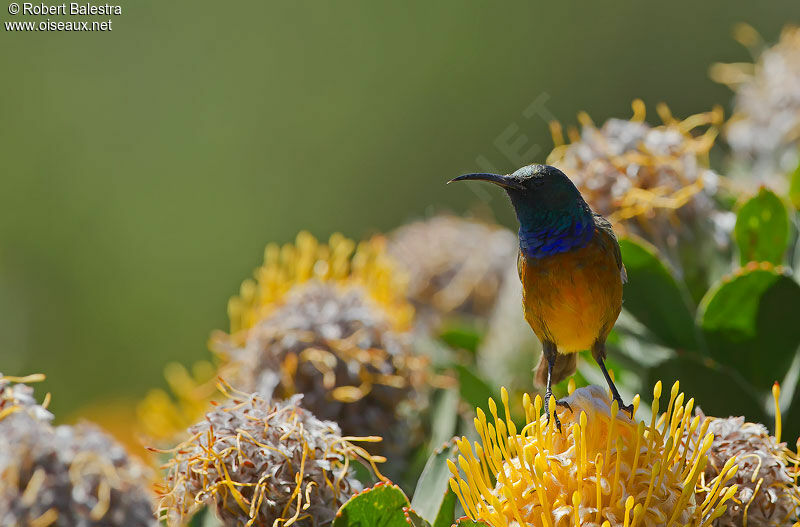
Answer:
(518, 215, 594, 259)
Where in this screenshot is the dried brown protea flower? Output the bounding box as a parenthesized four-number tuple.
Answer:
(158, 389, 382, 527)
(0, 372, 53, 423)
(386, 214, 518, 326)
(211, 232, 426, 456)
(0, 374, 157, 527)
(712, 24, 800, 188)
(695, 384, 800, 526)
(547, 101, 734, 275)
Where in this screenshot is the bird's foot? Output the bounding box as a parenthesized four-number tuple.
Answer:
(614, 397, 634, 418)
(543, 391, 573, 433)
(555, 399, 573, 412)
(595, 357, 635, 419)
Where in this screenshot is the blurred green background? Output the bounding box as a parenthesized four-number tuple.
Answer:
(1, 1, 798, 417)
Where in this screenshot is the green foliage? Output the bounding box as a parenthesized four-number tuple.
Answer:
(432, 491, 457, 527)
(620, 216, 800, 439)
(410, 441, 457, 525)
(332, 483, 411, 527)
(428, 388, 460, 452)
(454, 364, 500, 421)
(786, 370, 800, 435)
(734, 188, 790, 265)
(698, 266, 800, 391)
(332, 447, 459, 527)
(453, 519, 491, 527)
(644, 355, 767, 424)
(789, 159, 800, 210)
(404, 509, 431, 527)
(439, 323, 483, 354)
(351, 460, 381, 487)
(618, 237, 698, 350)
(184, 506, 224, 527)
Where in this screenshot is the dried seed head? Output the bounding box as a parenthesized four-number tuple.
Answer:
(158, 390, 381, 526)
(695, 410, 800, 526)
(713, 25, 800, 187)
(386, 215, 518, 327)
(214, 281, 427, 457)
(0, 374, 157, 527)
(0, 372, 53, 424)
(210, 232, 427, 457)
(548, 102, 733, 268)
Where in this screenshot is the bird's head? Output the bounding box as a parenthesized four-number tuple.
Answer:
(448, 164, 588, 228)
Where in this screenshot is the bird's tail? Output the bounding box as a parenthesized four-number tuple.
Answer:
(534, 352, 578, 388)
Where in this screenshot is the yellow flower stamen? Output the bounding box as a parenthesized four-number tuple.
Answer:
(594, 453, 604, 524)
(773, 382, 782, 443)
(449, 383, 736, 527)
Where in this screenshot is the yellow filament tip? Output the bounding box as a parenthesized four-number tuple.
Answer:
(772, 382, 782, 443)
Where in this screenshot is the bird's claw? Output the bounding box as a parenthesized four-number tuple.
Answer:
(547, 412, 562, 433)
(615, 398, 634, 418)
(543, 392, 573, 433)
(555, 399, 572, 413)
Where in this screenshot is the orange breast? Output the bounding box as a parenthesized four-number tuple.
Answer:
(519, 231, 623, 353)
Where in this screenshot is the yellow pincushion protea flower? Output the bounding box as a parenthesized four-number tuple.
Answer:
(227, 230, 413, 337)
(449, 382, 739, 527)
(136, 360, 217, 443)
(208, 231, 428, 455)
(137, 232, 423, 450)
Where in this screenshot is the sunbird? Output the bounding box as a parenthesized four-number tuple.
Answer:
(450, 164, 631, 430)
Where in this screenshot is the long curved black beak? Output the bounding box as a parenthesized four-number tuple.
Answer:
(448, 172, 525, 191)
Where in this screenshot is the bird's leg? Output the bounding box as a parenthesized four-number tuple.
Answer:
(592, 341, 634, 417)
(541, 341, 572, 433)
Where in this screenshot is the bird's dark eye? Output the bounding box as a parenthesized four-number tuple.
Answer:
(532, 178, 545, 188)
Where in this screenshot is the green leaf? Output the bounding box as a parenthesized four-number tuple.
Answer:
(350, 460, 380, 487)
(783, 373, 800, 446)
(735, 188, 790, 265)
(439, 322, 483, 354)
(404, 508, 431, 527)
(454, 364, 500, 419)
(789, 157, 800, 210)
(698, 266, 800, 391)
(186, 506, 223, 527)
(187, 508, 205, 527)
(432, 490, 457, 527)
(200, 510, 224, 527)
(429, 388, 459, 455)
(333, 482, 411, 527)
(411, 440, 458, 524)
(454, 519, 491, 527)
(187, 510, 203, 527)
(644, 355, 767, 425)
(619, 236, 699, 350)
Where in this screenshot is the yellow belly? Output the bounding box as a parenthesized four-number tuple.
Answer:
(519, 235, 623, 353)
